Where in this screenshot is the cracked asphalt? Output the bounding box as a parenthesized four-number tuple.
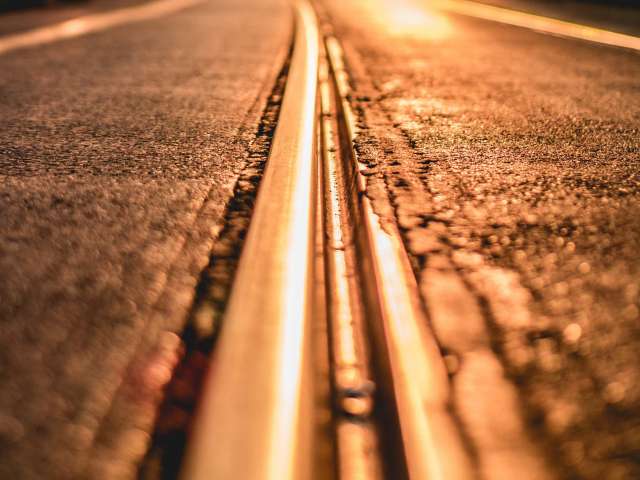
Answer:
(0, 0, 289, 478)
(1, 0, 640, 479)
(319, 0, 640, 478)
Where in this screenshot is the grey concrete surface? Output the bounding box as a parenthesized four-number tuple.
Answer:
(0, 0, 290, 478)
(320, 0, 640, 478)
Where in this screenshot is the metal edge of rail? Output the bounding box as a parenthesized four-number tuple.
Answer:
(322, 35, 476, 480)
(318, 47, 386, 480)
(178, 1, 319, 479)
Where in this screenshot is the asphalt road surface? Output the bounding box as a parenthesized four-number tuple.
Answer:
(0, 0, 639, 479)
(0, 0, 154, 36)
(0, 0, 289, 478)
(318, 0, 640, 479)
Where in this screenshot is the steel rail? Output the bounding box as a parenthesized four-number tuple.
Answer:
(318, 52, 384, 480)
(179, 3, 479, 478)
(178, 2, 319, 479)
(324, 36, 475, 480)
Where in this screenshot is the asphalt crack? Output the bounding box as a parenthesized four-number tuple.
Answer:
(137, 52, 291, 480)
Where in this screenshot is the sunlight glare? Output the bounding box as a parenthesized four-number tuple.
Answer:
(369, 0, 452, 39)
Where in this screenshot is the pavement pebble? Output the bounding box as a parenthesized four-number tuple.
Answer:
(321, 0, 640, 477)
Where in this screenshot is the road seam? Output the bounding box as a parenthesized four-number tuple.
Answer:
(135, 51, 293, 480)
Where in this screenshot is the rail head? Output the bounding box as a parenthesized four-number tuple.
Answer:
(179, 2, 319, 479)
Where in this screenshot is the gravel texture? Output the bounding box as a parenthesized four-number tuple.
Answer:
(0, 0, 289, 478)
(320, 0, 640, 478)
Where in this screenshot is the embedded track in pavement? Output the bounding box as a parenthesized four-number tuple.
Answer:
(176, 1, 478, 479)
(3, 0, 637, 478)
(161, 0, 640, 477)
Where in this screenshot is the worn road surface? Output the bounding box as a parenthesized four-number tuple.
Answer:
(319, 0, 640, 479)
(0, 0, 289, 478)
(1, 0, 639, 479)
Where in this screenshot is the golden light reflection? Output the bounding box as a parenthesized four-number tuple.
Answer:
(363, 0, 453, 40)
(430, 0, 640, 51)
(356, 0, 640, 50)
(60, 19, 87, 37)
(0, 0, 206, 56)
(179, 2, 319, 479)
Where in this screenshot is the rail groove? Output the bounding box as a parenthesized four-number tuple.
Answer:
(321, 35, 475, 480)
(179, 2, 477, 479)
(319, 49, 384, 480)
